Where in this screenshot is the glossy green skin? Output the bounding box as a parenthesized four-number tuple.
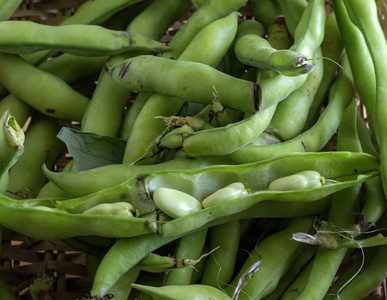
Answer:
(342, 0, 387, 198)
(132, 283, 232, 300)
(202, 182, 248, 208)
(6, 116, 63, 199)
(0, 0, 23, 21)
(224, 217, 314, 300)
(333, 0, 377, 136)
(164, 229, 208, 286)
(121, 11, 240, 163)
(201, 221, 240, 287)
(303, 12, 344, 130)
(0, 53, 91, 122)
(268, 46, 324, 141)
(228, 54, 354, 163)
(153, 187, 202, 219)
(82, 202, 134, 217)
(107, 54, 259, 112)
(81, 0, 192, 137)
(0, 194, 156, 240)
(42, 155, 236, 198)
(0, 21, 169, 56)
(268, 170, 324, 191)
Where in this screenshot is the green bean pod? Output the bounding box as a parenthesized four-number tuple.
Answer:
(0, 21, 169, 56)
(268, 47, 324, 141)
(42, 155, 236, 198)
(329, 246, 387, 300)
(6, 115, 63, 199)
(0, 53, 91, 122)
(131, 283, 232, 300)
(303, 12, 344, 130)
(0, 193, 156, 240)
(81, 0, 192, 137)
(106, 54, 259, 112)
(277, 0, 307, 37)
(164, 229, 208, 286)
(0, 0, 22, 21)
(235, 34, 315, 76)
(224, 217, 313, 300)
(120, 11, 240, 163)
(200, 221, 240, 288)
(250, 0, 282, 31)
(143, 151, 378, 237)
(228, 53, 354, 163)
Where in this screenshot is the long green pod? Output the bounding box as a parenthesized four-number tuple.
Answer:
(0, 194, 156, 240)
(332, 0, 377, 136)
(132, 283, 232, 300)
(228, 53, 354, 163)
(0, 53, 90, 122)
(0, 110, 24, 176)
(250, 0, 282, 31)
(200, 221, 240, 288)
(0, 21, 169, 56)
(342, 0, 387, 197)
(224, 217, 313, 300)
(107, 54, 259, 112)
(164, 229, 208, 286)
(122, 11, 240, 163)
(0, 0, 22, 21)
(0, 54, 108, 127)
(329, 246, 387, 300)
(42, 155, 236, 197)
(145, 152, 379, 237)
(160, 0, 247, 60)
(303, 12, 344, 130)
(234, 34, 315, 76)
(277, 0, 307, 37)
(292, 99, 363, 300)
(159, 104, 277, 156)
(81, 0, 192, 137)
(268, 47, 324, 141)
(91, 232, 186, 297)
(6, 115, 63, 199)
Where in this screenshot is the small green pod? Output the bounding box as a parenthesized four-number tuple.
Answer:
(82, 202, 134, 217)
(153, 188, 202, 218)
(268, 170, 325, 191)
(202, 182, 249, 208)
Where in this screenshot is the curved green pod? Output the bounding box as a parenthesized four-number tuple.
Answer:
(131, 283, 232, 300)
(42, 155, 236, 197)
(0, 21, 169, 56)
(0, 194, 156, 240)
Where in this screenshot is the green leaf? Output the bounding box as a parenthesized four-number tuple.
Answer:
(57, 127, 126, 171)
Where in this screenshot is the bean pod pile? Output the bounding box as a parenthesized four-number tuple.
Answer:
(0, 0, 387, 299)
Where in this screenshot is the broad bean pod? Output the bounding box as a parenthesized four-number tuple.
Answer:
(0, 0, 22, 21)
(277, 0, 307, 37)
(42, 155, 236, 197)
(291, 99, 363, 300)
(142, 151, 378, 237)
(234, 34, 315, 76)
(81, 0, 192, 137)
(0, 53, 91, 122)
(303, 12, 344, 129)
(342, 0, 387, 197)
(121, 11, 240, 163)
(250, 0, 282, 31)
(268, 47, 324, 141)
(131, 283, 232, 300)
(6, 115, 63, 199)
(224, 217, 313, 300)
(0, 193, 156, 240)
(227, 53, 354, 163)
(0, 21, 169, 56)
